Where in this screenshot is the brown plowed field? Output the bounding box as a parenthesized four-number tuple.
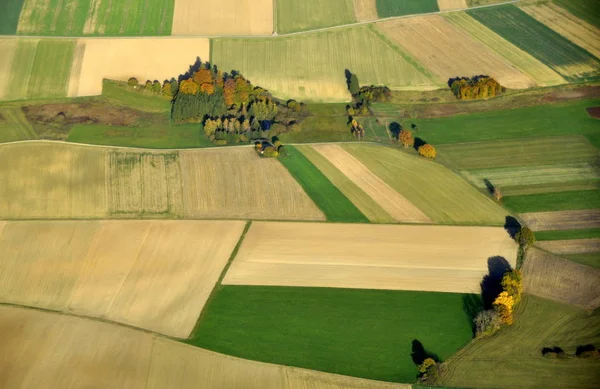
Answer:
(537, 238, 600, 255)
(519, 209, 600, 231)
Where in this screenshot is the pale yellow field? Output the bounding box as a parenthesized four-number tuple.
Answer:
(444, 12, 565, 86)
(522, 248, 600, 310)
(537, 238, 600, 255)
(180, 147, 325, 220)
(72, 38, 210, 97)
(0, 220, 245, 337)
(519, 209, 600, 231)
(0, 39, 18, 99)
(66, 41, 86, 98)
(172, 0, 273, 36)
(353, 0, 378, 21)
(520, 2, 600, 59)
(312, 144, 431, 223)
(1, 306, 410, 389)
(0, 142, 107, 219)
(376, 15, 535, 89)
(438, 0, 467, 11)
(223, 222, 517, 293)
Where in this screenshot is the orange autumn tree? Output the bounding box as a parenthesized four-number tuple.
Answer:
(493, 291, 515, 325)
(418, 144, 436, 159)
(223, 78, 236, 106)
(179, 79, 199, 95)
(398, 129, 414, 148)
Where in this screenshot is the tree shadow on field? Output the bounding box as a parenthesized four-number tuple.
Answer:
(483, 178, 496, 196)
(389, 121, 402, 140)
(413, 137, 427, 151)
(480, 256, 512, 309)
(462, 294, 484, 335)
(504, 216, 521, 239)
(410, 339, 441, 366)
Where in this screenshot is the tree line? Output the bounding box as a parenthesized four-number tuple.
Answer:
(448, 75, 504, 100)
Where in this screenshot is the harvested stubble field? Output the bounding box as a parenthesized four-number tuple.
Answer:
(376, 0, 439, 17)
(295, 145, 395, 223)
(212, 26, 436, 102)
(342, 144, 507, 225)
(376, 15, 534, 89)
(277, 0, 355, 33)
(443, 12, 565, 87)
(72, 38, 210, 97)
(172, 0, 272, 36)
(0, 107, 36, 142)
(179, 147, 325, 221)
(522, 248, 600, 310)
(520, 209, 600, 231)
(520, 2, 600, 60)
(310, 144, 431, 223)
(536, 238, 600, 255)
(0, 220, 245, 337)
(467, 5, 600, 81)
(353, 0, 378, 21)
(223, 221, 517, 293)
(1, 306, 409, 389)
(440, 294, 600, 389)
(437, 0, 467, 11)
(17, 0, 174, 35)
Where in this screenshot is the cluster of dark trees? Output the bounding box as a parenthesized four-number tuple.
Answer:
(344, 70, 391, 115)
(542, 344, 599, 359)
(448, 75, 504, 100)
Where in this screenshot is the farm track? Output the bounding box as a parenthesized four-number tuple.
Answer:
(0, 0, 522, 40)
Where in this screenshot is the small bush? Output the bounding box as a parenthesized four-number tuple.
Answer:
(418, 144, 436, 159)
(262, 147, 279, 158)
(214, 140, 228, 146)
(127, 77, 138, 87)
(576, 344, 599, 358)
(474, 310, 502, 338)
(542, 347, 566, 358)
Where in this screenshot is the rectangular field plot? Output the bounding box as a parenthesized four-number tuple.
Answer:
(212, 26, 436, 102)
(467, 5, 600, 81)
(537, 238, 600, 255)
(0, 107, 37, 142)
(520, 209, 600, 232)
(438, 0, 467, 11)
(0, 142, 107, 219)
(277, 0, 355, 34)
(503, 190, 600, 213)
(444, 12, 565, 87)
(173, 0, 272, 36)
(553, 0, 600, 30)
(0, 220, 245, 337)
(353, 0, 378, 21)
(376, 15, 534, 89)
(180, 147, 325, 221)
(223, 222, 517, 293)
(17, 0, 173, 35)
(343, 144, 507, 225)
(376, 0, 439, 17)
(0, 0, 25, 34)
(0, 40, 18, 99)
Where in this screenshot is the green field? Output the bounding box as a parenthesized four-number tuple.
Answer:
(0, 107, 36, 143)
(376, 0, 439, 18)
(189, 286, 474, 383)
(553, 0, 600, 29)
(100, 80, 171, 113)
(276, 0, 355, 34)
(0, 0, 24, 34)
(535, 228, 600, 241)
(441, 295, 600, 389)
(503, 190, 600, 213)
(295, 145, 395, 223)
(468, 5, 600, 81)
(278, 146, 368, 223)
(16, 0, 173, 36)
(564, 252, 600, 268)
(212, 25, 435, 102)
(500, 181, 600, 197)
(343, 144, 507, 225)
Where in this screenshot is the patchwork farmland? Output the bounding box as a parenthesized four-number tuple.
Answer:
(277, 0, 355, 33)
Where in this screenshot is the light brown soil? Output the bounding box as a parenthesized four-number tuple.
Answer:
(519, 209, 600, 231)
(537, 238, 600, 255)
(438, 0, 467, 11)
(353, 0, 378, 21)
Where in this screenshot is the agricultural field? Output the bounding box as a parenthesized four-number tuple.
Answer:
(278, 146, 368, 223)
(553, 0, 600, 30)
(0, 0, 24, 34)
(1, 306, 409, 389)
(535, 229, 600, 241)
(295, 145, 395, 223)
(437, 0, 467, 11)
(212, 25, 437, 102)
(179, 147, 325, 221)
(0, 107, 37, 142)
(537, 239, 600, 256)
(0, 220, 245, 337)
(376, 0, 439, 18)
(353, 0, 378, 21)
(342, 144, 507, 225)
(502, 190, 600, 213)
(376, 15, 534, 89)
(223, 221, 517, 293)
(191, 285, 474, 383)
(172, 0, 273, 36)
(16, 0, 174, 36)
(440, 294, 600, 389)
(522, 249, 600, 310)
(467, 5, 600, 81)
(277, 0, 355, 34)
(519, 210, 600, 232)
(443, 12, 566, 87)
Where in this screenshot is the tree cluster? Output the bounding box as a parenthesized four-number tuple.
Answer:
(127, 77, 178, 97)
(448, 75, 504, 100)
(475, 269, 523, 336)
(542, 344, 599, 359)
(344, 70, 391, 116)
(254, 136, 285, 158)
(349, 118, 365, 140)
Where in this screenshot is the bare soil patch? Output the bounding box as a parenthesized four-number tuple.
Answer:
(586, 107, 600, 119)
(438, 0, 467, 11)
(519, 209, 600, 231)
(353, 0, 378, 21)
(537, 238, 600, 255)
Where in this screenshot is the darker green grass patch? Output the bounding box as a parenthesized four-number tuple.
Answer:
(535, 228, 600, 241)
(278, 146, 368, 222)
(187, 285, 475, 383)
(376, 0, 439, 18)
(503, 190, 600, 213)
(0, 0, 25, 34)
(553, 0, 600, 29)
(564, 252, 600, 269)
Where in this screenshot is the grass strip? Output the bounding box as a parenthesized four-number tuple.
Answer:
(535, 228, 600, 241)
(503, 190, 600, 213)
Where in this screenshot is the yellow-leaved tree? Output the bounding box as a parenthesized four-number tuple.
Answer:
(493, 291, 515, 325)
(418, 144, 436, 159)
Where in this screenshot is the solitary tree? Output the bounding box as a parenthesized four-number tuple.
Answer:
(399, 129, 415, 148)
(127, 77, 138, 87)
(418, 144, 436, 159)
(515, 226, 536, 249)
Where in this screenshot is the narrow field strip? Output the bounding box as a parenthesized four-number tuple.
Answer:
(520, 2, 600, 59)
(438, 0, 467, 11)
(376, 14, 534, 89)
(27, 39, 76, 99)
(376, 0, 439, 18)
(537, 238, 600, 255)
(0, 220, 245, 337)
(295, 145, 394, 223)
(223, 221, 517, 293)
(1, 306, 410, 388)
(503, 190, 600, 213)
(519, 209, 600, 231)
(278, 146, 368, 223)
(277, 0, 355, 34)
(535, 228, 600, 241)
(501, 181, 600, 197)
(312, 144, 431, 223)
(444, 12, 565, 86)
(5, 39, 38, 100)
(522, 248, 600, 310)
(0, 39, 18, 99)
(0, 107, 37, 143)
(564, 252, 600, 269)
